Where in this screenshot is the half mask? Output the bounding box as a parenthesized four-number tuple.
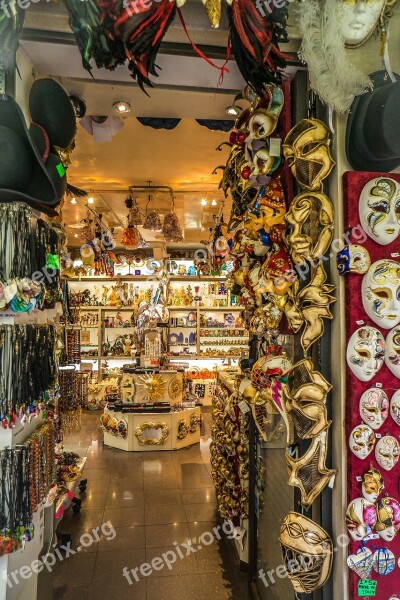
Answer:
(385, 327, 400, 378)
(362, 260, 400, 329)
(346, 327, 385, 382)
(375, 435, 400, 471)
(359, 387, 389, 430)
(359, 177, 400, 245)
(279, 512, 333, 594)
(285, 192, 334, 265)
(390, 389, 400, 426)
(362, 467, 385, 503)
(283, 119, 335, 191)
(349, 423, 376, 460)
(346, 498, 377, 541)
(336, 244, 371, 275)
(375, 497, 400, 541)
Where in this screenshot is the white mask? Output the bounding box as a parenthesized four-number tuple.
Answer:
(362, 260, 400, 329)
(349, 424, 376, 460)
(375, 435, 400, 471)
(359, 388, 389, 430)
(385, 327, 400, 378)
(347, 327, 385, 382)
(338, 0, 386, 48)
(359, 177, 400, 245)
(390, 390, 400, 426)
(346, 497, 377, 541)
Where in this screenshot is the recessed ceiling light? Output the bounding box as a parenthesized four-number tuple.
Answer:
(71, 197, 77, 204)
(200, 198, 207, 206)
(88, 197, 95, 204)
(113, 101, 131, 115)
(211, 199, 217, 206)
(225, 104, 241, 117)
(74, 234, 78, 238)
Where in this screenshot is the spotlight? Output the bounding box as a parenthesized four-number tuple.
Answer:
(225, 104, 242, 117)
(74, 234, 78, 238)
(71, 197, 77, 205)
(113, 101, 131, 115)
(211, 199, 217, 206)
(200, 198, 208, 206)
(88, 197, 95, 204)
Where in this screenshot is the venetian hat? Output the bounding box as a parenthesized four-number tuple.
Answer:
(346, 71, 400, 172)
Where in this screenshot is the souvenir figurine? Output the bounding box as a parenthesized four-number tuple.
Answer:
(349, 424, 376, 460)
(390, 390, 400, 426)
(375, 497, 400, 541)
(359, 387, 389, 430)
(359, 177, 400, 245)
(385, 327, 400, 378)
(375, 435, 400, 471)
(346, 497, 377, 541)
(362, 260, 400, 329)
(336, 244, 371, 275)
(361, 467, 384, 503)
(346, 327, 385, 382)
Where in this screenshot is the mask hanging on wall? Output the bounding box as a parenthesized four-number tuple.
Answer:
(346, 327, 385, 382)
(346, 497, 377, 541)
(362, 260, 400, 329)
(338, 0, 395, 48)
(375, 435, 400, 471)
(390, 389, 400, 426)
(349, 423, 376, 460)
(361, 467, 385, 503)
(336, 244, 371, 275)
(375, 497, 400, 541)
(385, 327, 400, 378)
(359, 387, 389, 430)
(359, 177, 400, 245)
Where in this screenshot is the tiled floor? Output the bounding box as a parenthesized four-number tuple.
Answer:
(52, 411, 252, 600)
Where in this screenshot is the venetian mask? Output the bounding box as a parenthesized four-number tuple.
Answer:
(359, 387, 389, 430)
(246, 85, 284, 142)
(346, 327, 385, 382)
(258, 177, 287, 233)
(260, 244, 296, 296)
(375, 435, 400, 471)
(362, 467, 384, 503)
(283, 119, 335, 192)
(279, 512, 333, 595)
(346, 498, 377, 541)
(390, 390, 400, 426)
(359, 177, 400, 245)
(338, 0, 388, 48)
(285, 192, 334, 265)
(336, 244, 371, 275)
(252, 354, 293, 392)
(362, 260, 400, 329)
(249, 143, 282, 186)
(375, 497, 400, 542)
(349, 424, 376, 459)
(385, 327, 400, 378)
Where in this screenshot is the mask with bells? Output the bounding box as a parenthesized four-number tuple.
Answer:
(283, 118, 335, 192)
(337, 244, 371, 275)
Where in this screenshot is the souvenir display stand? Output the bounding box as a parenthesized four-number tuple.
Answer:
(102, 406, 201, 452)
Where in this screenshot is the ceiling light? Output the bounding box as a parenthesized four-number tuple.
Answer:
(88, 197, 95, 204)
(200, 198, 207, 206)
(211, 199, 217, 206)
(74, 234, 78, 238)
(113, 101, 131, 115)
(71, 197, 77, 205)
(225, 104, 242, 117)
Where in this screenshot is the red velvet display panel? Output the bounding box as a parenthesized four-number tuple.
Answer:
(343, 171, 400, 600)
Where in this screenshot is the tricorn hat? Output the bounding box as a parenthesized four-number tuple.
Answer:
(346, 71, 400, 172)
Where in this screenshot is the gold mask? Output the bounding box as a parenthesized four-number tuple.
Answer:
(285, 192, 334, 265)
(283, 119, 335, 191)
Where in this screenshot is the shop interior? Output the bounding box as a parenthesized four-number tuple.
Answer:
(1, 2, 400, 600)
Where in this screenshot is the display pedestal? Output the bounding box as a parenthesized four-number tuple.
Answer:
(102, 407, 201, 452)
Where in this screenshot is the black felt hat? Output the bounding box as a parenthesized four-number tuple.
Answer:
(346, 70, 400, 172)
(0, 95, 60, 216)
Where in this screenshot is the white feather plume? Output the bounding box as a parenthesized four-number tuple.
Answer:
(296, 0, 372, 114)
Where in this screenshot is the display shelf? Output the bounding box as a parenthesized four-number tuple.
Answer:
(69, 276, 226, 282)
(54, 458, 87, 523)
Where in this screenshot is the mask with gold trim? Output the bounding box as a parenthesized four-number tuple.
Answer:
(362, 467, 385, 503)
(346, 497, 377, 541)
(279, 512, 333, 594)
(375, 497, 400, 542)
(283, 119, 335, 191)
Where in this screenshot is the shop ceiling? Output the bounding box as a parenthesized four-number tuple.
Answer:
(20, 1, 300, 246)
